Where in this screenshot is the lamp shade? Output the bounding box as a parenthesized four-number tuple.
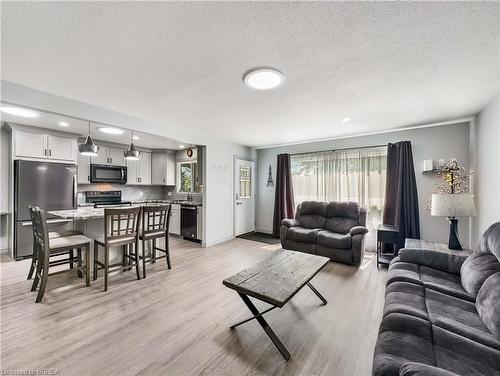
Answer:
(431, 193, 477, 217)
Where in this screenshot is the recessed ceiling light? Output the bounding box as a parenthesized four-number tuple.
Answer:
(243, 68, 285, 90)
(133, 136, 139, 140)
(342, 117, 350, 122)
(99, 127, 124, 135)
(0, 106, 40, 118)
(59, 121, 69, 127)
(179, 145, 185, 149)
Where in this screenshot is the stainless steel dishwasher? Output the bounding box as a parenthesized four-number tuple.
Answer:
(181, 205, 199, 242)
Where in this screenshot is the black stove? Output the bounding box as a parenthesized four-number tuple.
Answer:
(85, 191, 132, 208)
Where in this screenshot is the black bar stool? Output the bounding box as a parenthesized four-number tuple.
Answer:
(93, 207, 141, 291)
(139, 205, 172, 278)
(30, 207, 91, 303)
(27, 205, 83, 280)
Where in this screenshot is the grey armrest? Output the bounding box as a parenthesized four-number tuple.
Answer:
(398, 247, 469, 275)
(349, 226, 368, 236)
(400, 362, 461, 376)
(281, 218, 300, 228)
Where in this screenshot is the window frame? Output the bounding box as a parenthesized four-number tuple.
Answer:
(176, 160, 198, 193)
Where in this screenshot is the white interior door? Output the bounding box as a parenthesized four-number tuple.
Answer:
(235, 158, 255, 236)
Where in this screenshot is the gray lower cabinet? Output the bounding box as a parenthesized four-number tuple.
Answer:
(170, 204, 181, 235)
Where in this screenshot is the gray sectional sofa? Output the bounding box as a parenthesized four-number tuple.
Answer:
(373, 222, 500, 376)
(280, 201, 368, 265)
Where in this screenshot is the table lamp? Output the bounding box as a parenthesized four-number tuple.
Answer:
(431, 193, 477, 250)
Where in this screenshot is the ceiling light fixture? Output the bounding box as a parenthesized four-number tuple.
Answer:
(59, 121, 69, 127)
(0, 106, 40, 118)
(133, 135, 139, 140)
(78, 122, 99, 156)
(179, 145, 185, 149)
(243, 68, 285, 90)
(99, 127, 124, 135)
(342, 117, 351, 122)
(124, 130, 141, 160)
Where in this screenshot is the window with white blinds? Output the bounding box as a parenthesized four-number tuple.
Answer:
(291, 146, 387, 248)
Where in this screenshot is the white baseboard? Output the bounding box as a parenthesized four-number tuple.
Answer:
(203, 235, 235, 248)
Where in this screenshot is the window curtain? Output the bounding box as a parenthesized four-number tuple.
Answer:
(272, 154, 295, 238)
(291, 146, 387, 248)
(382, 141, 420, 248)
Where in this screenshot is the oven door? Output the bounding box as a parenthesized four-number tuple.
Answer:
(90, 164, 127, 184)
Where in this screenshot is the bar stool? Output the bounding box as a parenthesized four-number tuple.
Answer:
(27, 205, 83, 280)
(93, 207, 141, 291)
(138, 205, 172, 278)
(30, 207, 92, 303)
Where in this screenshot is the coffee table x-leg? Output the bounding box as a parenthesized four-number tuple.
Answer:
(230, 282, 327, 361)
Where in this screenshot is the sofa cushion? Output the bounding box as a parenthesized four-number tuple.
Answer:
(420, 266, 473, 302)
(384, 281, 428, 321)
(316, 230, 351, 249)
(425, 288, 500, 351)
(300, 214, 327, 229)
(476, 272, 500, 339)
(326, 201, 360, 219)
(433, 325, 500, 376)
(373, 313, 436, 376)
(461, 222, 500, 297)
(297, 201, 327, 216)
(399, 363, 461, 376)
(461, 252, 500, 298)
(387, 261, 474, 302)
(325, 217, 358, 234)
(286, 227, 321, 243)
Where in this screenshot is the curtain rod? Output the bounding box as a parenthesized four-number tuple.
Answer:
(290, 144, 387, 157)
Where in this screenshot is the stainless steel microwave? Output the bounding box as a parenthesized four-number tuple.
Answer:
(90, 164, 127, 184)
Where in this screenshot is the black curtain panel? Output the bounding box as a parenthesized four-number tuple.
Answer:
(383, 141, 420, 247)
(272, 154, 295, 238)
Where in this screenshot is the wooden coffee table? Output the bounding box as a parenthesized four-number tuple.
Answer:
(223, 250, 329, 360)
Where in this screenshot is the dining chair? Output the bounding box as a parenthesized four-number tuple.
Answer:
(93, 207, 141, 291)
(27, 205, 83, 280)
(30, 207, 92, 303)
(138, 205, 172, 278)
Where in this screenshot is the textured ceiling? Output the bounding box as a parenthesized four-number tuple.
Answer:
(1, 2, 499, 147)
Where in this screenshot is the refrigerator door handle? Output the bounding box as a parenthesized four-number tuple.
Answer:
(73, 174, 77, 208)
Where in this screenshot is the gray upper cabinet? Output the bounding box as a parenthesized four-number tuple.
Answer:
(126, 151, 151, 185)
(91, 146, 125, 166)
(151, 150, 175, 185)
(77, 152, 91, 184)
(13, 129, 76, 163)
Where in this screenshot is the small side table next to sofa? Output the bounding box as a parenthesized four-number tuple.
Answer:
(404, 238, 472, 257)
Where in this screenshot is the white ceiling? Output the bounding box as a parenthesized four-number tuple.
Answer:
(0, 103, 192, 150)
(1, 2, 499, 148)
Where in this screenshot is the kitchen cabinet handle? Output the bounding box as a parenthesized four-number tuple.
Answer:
(49, 149, 52, 157)
(88, 175, 90, 182)
(110, 158, 112, 164)
(43, 149, 47, 156)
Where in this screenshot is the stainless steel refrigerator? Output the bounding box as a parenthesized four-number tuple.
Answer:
(14, 160, 77, 260)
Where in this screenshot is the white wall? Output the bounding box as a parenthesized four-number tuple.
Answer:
(257, 123, 472, 248)
(1, 80, 255, 248)
(471, 94, 500, 244)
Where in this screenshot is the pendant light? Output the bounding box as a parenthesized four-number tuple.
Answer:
(78, 122, 99, 156)
(124, 130, 140, 160)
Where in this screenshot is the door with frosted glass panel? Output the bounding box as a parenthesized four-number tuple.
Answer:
(234, 159, 255, 236)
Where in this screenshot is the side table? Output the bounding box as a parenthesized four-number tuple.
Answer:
(377, 224, 401, 268)
(405, 238, 472, 256)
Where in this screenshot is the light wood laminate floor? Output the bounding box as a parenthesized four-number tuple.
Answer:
(1, 237, 387, 376)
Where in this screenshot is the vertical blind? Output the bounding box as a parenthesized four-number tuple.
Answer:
(291, 146, 387, 248)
